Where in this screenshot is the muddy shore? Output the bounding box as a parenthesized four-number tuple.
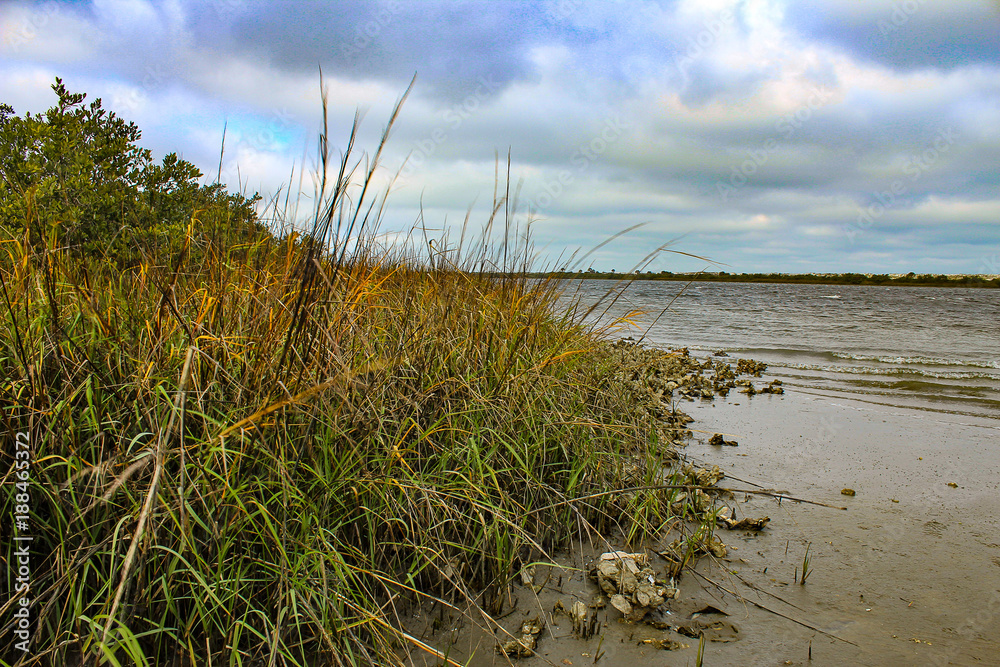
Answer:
(401, 359, 1000, 667)
(680, 386, 1000, 666)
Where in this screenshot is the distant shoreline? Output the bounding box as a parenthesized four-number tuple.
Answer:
(534, 271, 1000, 288)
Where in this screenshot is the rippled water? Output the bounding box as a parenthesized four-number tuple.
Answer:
(559, 279, 1000, 420)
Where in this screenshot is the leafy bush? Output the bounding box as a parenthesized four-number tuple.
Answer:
(0, 78, 264, 264)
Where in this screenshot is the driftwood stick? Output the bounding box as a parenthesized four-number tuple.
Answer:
(527, 484, 848, 515)
(727, 568, 810, 613)
(693, 571, 858, 646)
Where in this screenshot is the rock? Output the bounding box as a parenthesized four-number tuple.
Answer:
(663, 534, 728, 561)
(841, 488, 856, 496)
(497, 617, 544, 657)
(595, 554, 642, 595)
(708, 433, 738, 447)
(599, 551, 647, 569)
(554, 599, 592, 638)
(730, 517, 769, 531)
(640, 637, 688, 650)
(590, 552, 677, 622)
(693, 488, 713, 513)
(735, 358, 767, 376)
(610, 594, 633, 615)
(687, 463, 724, 486)
(717, 506, 769, 531)
(674, 619, 741, 642)
(707, 536, 727, 558)
(760, 379, 785, 394)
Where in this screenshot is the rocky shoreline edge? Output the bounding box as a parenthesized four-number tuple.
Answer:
(400, 339, 807, 665)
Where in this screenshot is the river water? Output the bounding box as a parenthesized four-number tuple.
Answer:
(560, 279, 1000, 422)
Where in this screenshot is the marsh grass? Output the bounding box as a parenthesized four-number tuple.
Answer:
(799, 542, 813, 585)
(1, 85, 698, 666)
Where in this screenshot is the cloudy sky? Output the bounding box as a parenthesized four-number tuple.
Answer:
(2, 0, 999, 273)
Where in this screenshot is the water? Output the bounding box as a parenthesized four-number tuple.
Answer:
(559, 279, 1000, 421)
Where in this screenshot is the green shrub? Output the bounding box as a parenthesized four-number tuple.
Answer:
(0, 78, 264, 265)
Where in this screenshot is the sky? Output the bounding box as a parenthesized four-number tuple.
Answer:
(2, 0, 999, 274)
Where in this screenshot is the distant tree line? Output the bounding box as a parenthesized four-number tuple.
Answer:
(537, 269, 1000, 288)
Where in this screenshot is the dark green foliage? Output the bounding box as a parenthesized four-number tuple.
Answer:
(0, 78, 264, 263)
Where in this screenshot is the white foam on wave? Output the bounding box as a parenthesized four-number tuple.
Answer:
(830, 352, 1000, 370)
(776, 362, 999, 381)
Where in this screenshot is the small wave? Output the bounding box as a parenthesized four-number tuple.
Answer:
(774, 362, 1000, 381)
(829, 352, 1000, 370)
(820, 295, 841, 299)
(666, 346, 1000, 372)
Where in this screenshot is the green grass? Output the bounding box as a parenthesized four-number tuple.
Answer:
(1, 90, 703, 666)
(800, 542, 813, 585)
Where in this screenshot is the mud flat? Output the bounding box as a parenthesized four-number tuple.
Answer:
(401, 368, 1000, 667)
(679, 385, 1000, 665)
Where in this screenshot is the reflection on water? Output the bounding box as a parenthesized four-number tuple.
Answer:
(557, 279, 1000, 420)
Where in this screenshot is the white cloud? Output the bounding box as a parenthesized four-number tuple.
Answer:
(1, 0, 998, 271)
(1, 1, 99, 62)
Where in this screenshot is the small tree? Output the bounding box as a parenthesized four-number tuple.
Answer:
(0, 78, 263, 263)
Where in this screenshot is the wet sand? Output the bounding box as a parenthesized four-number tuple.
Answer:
(403, 386, 1000, 666)
(680, 387, 1000, 665)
